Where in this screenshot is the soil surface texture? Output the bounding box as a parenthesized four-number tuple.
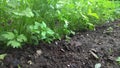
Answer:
(0, 20, 120, 68)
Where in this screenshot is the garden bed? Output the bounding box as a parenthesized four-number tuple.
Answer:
(0, 20, 120, 68)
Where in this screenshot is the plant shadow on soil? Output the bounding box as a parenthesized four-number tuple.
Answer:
(0, 20, 120, 68)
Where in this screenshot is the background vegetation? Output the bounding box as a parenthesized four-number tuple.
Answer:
(0, 0, 120, 48)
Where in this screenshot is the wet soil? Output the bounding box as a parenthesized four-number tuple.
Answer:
(0, 20, 120, 68)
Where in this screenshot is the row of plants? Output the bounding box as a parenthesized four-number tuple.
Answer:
(0, 0, 120, 48)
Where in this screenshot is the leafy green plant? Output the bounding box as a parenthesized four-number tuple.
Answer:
(0, 0, 119, 48)
(27, 21, 55, 44)
(1, 31, 27, 48)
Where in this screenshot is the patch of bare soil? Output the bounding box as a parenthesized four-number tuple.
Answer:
(0, 20, 120, 68)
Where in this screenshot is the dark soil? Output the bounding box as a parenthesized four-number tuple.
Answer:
(0, 20, 120, 68)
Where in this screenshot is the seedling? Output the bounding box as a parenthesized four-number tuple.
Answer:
(95, 63, 101, 68)
(0, 54, 7, 60)
(103, 27, 113, 34)
(116, 57, 120, 64)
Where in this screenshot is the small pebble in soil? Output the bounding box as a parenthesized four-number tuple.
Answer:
(67, 64, 70, 67)
(86, 34, 89, 36)
(27, 60, 33, 65)
(36, 49, 42, 56)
